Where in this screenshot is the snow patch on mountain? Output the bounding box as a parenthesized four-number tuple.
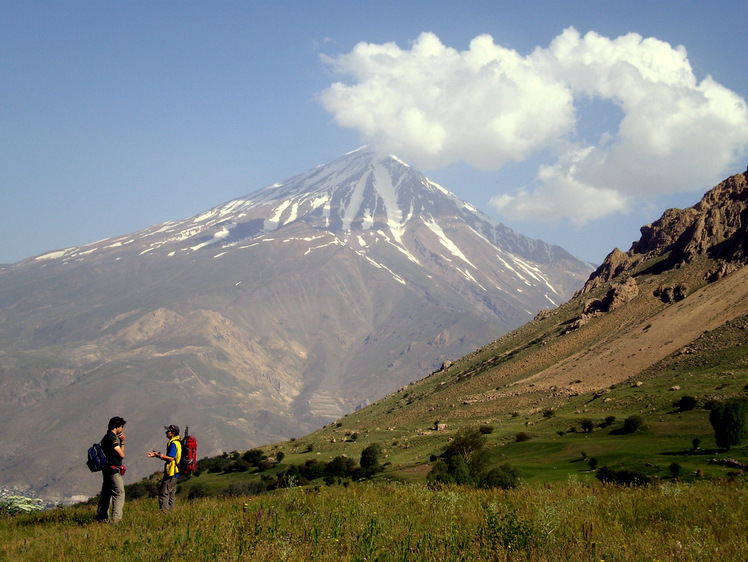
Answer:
(421, 217, 475, 269)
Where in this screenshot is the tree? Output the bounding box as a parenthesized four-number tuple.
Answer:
(428, 426, 489, 485)
(360, 443, 383, 470)
(242, 448, 267, 466)
(443, 427, 486, 466)
(580, 419, 594, 433)
(709, 399, 747, 450)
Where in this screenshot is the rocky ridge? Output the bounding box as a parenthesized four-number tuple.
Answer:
(583, 168, 748, 293)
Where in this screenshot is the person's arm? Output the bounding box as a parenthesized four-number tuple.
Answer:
(114, 432, 125, 460)
(148, 442, 175, 462)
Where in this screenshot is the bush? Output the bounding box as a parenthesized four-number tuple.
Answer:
(325, 456, 357, 478)
(515, 432, 532, 442)
(187, 483, 211, 500)
(479, 464, 521, 490)
(673, 395, 697, 412)
(479, 425, 494, 434)
(588, 458, 598, 470)
(580, 419, 594, 433)
(596, 466, 651, 486)
(301, 460, 325, 481)
(125, 480, 158, 500)
(0, 495, 44, 516)
(542, 408, 555, 419)
(622, 415, 645, 434)
(669, 462, 681, 478)
(603, 416, 616, 427)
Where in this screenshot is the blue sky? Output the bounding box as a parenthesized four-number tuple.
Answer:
(2, 1, 747, 265)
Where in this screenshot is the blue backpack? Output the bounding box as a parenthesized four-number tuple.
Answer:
(86, 442, 108, 472)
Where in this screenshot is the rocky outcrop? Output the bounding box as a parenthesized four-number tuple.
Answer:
(582, 169, 748, 294)
(566, 277, 639, 332)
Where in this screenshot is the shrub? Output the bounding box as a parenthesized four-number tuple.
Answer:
(479, 464, 521, 490)
(275, 451, 285, 463)
(580, 419, 594, 433)
(229, 459, 253, 472)
(125, 480, 157, 500)
(325, 456, 357, 478)
(669, 462, 681, 478)
(187, 483, 211, 500)
(515, 432, 532, 442)
(588, 458, 598, 470)
(542, 408, 555, 419)
(673, 395, 697, 412)
(596, 466, 651, 486)
(622, 415, 645, 434)
(301, 460, 325, 481)
(0, 495, 44, 516)
(704, 398, 721, 410)
(603, 415, 616, 427)
(479, 425, 494, 434)
(691, 437, 701, 452)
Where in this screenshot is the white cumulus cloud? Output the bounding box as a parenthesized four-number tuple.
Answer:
(320, 28, 748, 224)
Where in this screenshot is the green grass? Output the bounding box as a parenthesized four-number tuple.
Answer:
(2, 480, 745, 561)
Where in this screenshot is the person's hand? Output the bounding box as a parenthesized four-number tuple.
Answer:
(118, 432, 126, 444)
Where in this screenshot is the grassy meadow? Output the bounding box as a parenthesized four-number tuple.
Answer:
(2, 480, 746, 561)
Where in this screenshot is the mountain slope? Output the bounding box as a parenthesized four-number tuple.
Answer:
(236, 168, 748, 485)
(0, 148, 591, 502)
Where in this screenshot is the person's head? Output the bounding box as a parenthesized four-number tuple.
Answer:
(108, 416, 127, 432)
(164, 424, 179, 436)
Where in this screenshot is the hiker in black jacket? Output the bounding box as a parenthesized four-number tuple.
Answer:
(96, 416, 126, 522)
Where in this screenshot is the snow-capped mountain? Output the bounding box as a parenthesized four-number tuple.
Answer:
(0, 148, 591, 502)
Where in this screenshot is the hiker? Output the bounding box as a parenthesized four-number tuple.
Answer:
(147, 424, 182, 510)
(96, 416, 126, 522)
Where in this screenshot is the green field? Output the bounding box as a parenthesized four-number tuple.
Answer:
(2, 480, 746, 561)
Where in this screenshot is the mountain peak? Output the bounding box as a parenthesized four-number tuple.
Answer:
(0, 148, 592, 502)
